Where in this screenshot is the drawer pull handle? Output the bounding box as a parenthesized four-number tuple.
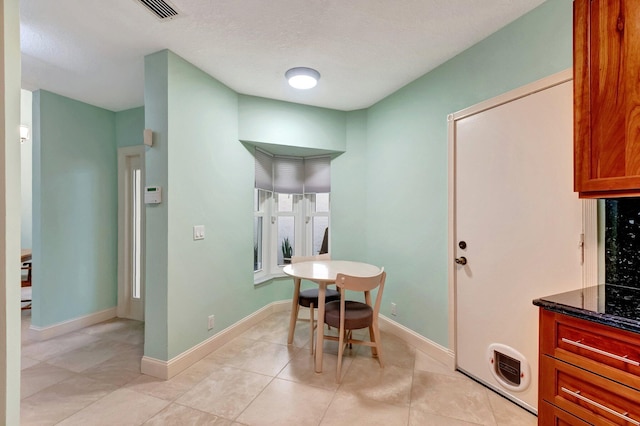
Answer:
(561, 338, 640, 366)
(561, 387, 640, 425)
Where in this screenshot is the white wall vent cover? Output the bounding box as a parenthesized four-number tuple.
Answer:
(135, 0, 179, 20)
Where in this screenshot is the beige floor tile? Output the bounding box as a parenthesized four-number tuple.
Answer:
(21, 363, 76, 399)
(46, 339, 132, 373)
(320, 390, 410, 426)
(485, 389, 537, 426)
(56, 388, 169, 426)
(19, 312, 540, 426)
(208, 337, 299, 376)
(21, 356, 40, 370)
(376, 331, 416, 370)
(93, 320, 144, 346)
(124, 374, 193, 402)
(411, 370, 497, 425)
(409, 408, 482, 426)
(173, 357, 222, 385)
(240, 310, 297, 344)
(21, 376, 118, 425)
(143, 403, 233, 425)
(80, 346, 142, 386)
(338, 356, 413, 406)
(21, 332, 101, 361)
(236, 378, 334, 426)
(124, 358, 222, 401)
(176, 365, 272, 419)
(80, 318, 142, 340)
(414, 350, 458, 377)
(277, 345, 356, 390)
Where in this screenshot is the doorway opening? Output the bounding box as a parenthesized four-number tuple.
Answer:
(118, 146, 145, 321)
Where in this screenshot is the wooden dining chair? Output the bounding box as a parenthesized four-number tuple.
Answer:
(21, 261, 32, 310)
(323, 268, 386, 382)
(291, 254, 341, 354)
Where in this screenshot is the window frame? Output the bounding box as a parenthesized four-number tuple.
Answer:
(254, 189, 330, 283)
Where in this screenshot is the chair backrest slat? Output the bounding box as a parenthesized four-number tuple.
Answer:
(336, 269, 386, 317)
(335, 270, 385, 293)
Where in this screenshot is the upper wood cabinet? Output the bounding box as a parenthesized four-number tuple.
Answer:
(574, 0, 640, 197)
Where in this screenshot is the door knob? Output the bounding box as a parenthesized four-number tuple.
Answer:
(455, 256, 467, 265)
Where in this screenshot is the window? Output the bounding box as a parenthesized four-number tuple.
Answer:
(253, 149, 331, 279)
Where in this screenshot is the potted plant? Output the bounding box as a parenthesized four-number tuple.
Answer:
(254, 244, 259, 270)
(281, 237, 293, 264)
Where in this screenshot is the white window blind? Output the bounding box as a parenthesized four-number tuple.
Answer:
(274, 157, 304, 194)
(254, 149, 273, 191)
(304, 156, 331, 193)
(254, 148, 331, 194)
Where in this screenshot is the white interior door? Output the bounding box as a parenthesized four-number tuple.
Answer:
(453, 77, 585, 412)
(118, 146, 145, 321)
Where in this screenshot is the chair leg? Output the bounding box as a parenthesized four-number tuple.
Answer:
(288, 279, 302, 345)
(369, 325, 377, 357)
(337, 324, 345, 383)
(309, 302, 315, 355)
(371, 324, 384, 368)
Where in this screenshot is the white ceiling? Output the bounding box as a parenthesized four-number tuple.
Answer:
(19, 0, 547, 112)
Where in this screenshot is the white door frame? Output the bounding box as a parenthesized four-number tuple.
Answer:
(446, 68, 598, 366)
(117, 145, 145, 320)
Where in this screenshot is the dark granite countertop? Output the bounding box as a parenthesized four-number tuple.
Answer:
(533, 284, 640, 334)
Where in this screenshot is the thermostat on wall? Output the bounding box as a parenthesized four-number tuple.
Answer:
(144, 186, 162, 204)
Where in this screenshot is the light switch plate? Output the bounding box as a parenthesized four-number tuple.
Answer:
(193, 225, 205, 240)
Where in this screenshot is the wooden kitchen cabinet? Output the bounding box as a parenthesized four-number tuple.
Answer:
(538, 401, 590, 426)
(574, 0, 640, 197)
(538, 309, 640, 425)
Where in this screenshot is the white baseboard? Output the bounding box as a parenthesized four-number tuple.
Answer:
(379, 314, 455, 370)
(28, 307, 117, 341)
(26, 302, 453, 379)
(141, 300, 290, 379)
(141, 300, 454, 380)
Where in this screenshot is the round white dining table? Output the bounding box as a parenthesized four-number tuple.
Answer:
(282, 260, 382, 373)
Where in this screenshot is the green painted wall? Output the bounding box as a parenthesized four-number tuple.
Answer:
(141, 0, 573, 360)
(31, 90, 118, 327)
(238, 95, 347, 155)
(364, 0, 573, 346)
(144, 51, 295, 360)
(331, 110, 368, 262)
(116, 107, 144, 148)
(164, 51, 254, 359)
(143, 51, 170, 360)
(145, 51, 360, 360)
(22, 0, 573, 366)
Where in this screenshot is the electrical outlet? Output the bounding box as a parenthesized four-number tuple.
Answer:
(391, 302, 397, 316)
(207, 314, 215, 330)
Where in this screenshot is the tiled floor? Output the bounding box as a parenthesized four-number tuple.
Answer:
(20, 310, 537, 425)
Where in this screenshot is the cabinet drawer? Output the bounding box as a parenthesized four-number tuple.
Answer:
(538, 400, 590, 426)
(540, 310, 640, 390)
(541, 356, 640, 425)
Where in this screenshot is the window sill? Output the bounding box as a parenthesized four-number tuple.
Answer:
(254, 271, 288, 286)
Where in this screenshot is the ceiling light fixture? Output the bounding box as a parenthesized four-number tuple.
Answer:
(285, 67, 320, 90)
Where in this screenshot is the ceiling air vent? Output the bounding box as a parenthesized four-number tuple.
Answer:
(136, 0, 179, 20)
